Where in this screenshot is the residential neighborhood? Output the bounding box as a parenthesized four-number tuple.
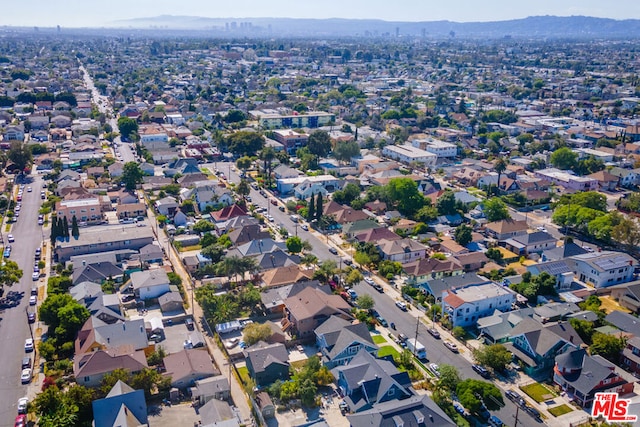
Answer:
(2, 14, 640, 427)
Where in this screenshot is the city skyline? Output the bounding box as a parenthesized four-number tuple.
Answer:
(1, 0, 639, 28)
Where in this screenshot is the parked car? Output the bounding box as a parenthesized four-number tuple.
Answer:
(7, 234, 14, 243)
(15, 414, 27, 427)
(328, 247, 338, 255)
(20, 368, 31, 384)
(29, 295, 37, 305)
(397, 333, 408, 343)
(301, 224, 309, 231)
(364, 277, 374, 285)
(429, 363, 440, 377)
(27, 312, 35, 323)
(32, 272, 39, 281)
(488, 415, 504, 427)
(444, 340, 459, 353)
(505, 390, 524, 404)
(395, 301, 407, 311)
(17, 397, 28, 414)
(21, 357, 31, 369)
(525, 406, 541, 420)
(473, 364, 491, 379)
(24, 339, 34, 352)
(372, 283, 384, 293)
(427, 328, 440, 339)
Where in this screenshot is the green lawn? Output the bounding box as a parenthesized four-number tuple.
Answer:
(372, 335, 387, 344)
(548, 404, 573, 417)
(236, 366, 251, 386)
(378, 346, 400, 359)
(520, 383, 558, 403)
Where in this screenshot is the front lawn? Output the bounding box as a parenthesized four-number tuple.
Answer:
(548, 404, 573, 417)
(372, 335, 387, 344)
(378, 345, 400, 359)
(520, 383, 558, 403)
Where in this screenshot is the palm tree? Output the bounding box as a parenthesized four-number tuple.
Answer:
(313, 260, 337, 284)
(494, 158, 507, 196)
(260, 146, 276, 188)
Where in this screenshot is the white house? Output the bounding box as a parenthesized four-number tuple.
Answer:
(277, 174, 339, 196)
(294, 181, 329, 200)
(130, 269, 171, 300)
(139, 124, 168, 144)
(442, 283, 516, 328)
(382, 143, 437, 167)
(411, 137, 457, 159)
(566, 251, 636, 288)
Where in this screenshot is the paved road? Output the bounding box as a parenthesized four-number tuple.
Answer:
(202, 161, 342, 263)
(352, 280, 542, 427)
(0, 175, 45, 426)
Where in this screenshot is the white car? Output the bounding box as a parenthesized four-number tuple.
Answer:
(18, 397, 28, 414)
(536, 226, 548, 232)
(364, 277, 374, 285)
(29, 295, 37, 305)
(301, 224, 309, 231)
(32, 272, 39, 281)
(7, 234, 14, 243)
(24, 338, 34, 352)
(27, 187, 32, 192)
(21, 368, 31, 384)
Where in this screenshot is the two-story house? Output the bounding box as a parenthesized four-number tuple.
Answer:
(554, 348, 633, 408)
(283, 287, 352, 338)
(566, 251, 636, 288)
(376, 238, 428, 263)
(621, 336, 640, 376)
(245, 341, 290, 386)
(485, 219, 529, 241)
(315, 316, 378, 368)
(404, 257, 464, 287)
(442, 282, 516, 328)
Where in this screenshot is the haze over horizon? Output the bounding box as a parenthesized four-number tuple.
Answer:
(2, 0, 639, 28)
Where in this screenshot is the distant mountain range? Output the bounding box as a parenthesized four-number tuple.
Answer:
(111, 15, 640, 39)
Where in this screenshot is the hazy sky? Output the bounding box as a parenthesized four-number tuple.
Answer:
(2, 0, 639, 27)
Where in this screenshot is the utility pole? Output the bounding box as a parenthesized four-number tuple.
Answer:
(513, 405, 521, 427)
(413, 317, 419, 357)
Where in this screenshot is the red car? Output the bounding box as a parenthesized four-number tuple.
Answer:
(15, 414, 26, 427)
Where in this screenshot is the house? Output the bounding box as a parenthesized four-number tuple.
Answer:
(129, 269, 171, 300)
(159, 291, 184, 313)
(485, 219, 529, 241)
(382, 143, 437, 167)
(604, 310, 640, 337)
(421, 273, 492, 300)
(534, 168, 598, 191)
(163, 349, 218, 388)
(107, 189, 139, 205)
(566, 251, 636, 288)
(332, 350, 412, 413)
(227, 224, 270, 246)
(260, 280, 324, 314)
(116, 203, 146, 219)
(315, 316, 378, 368)
(70, 281, 104, 307)
(56, 198, 103, 224)
(74, 350, 148, 387)
(442, 283, 516, 328)
(376, 238, 428, 263)
(261, 265, 314, 288)
(347, 394, 455, 427)
(352, 226, 401, 243)
(504, 231, 557, 255)
(137, 243, 164, 264)
(245, 341, 290, 386)
(609, 281, 640, 313)
(527, 260, 574, 290)
(72, 261, 124, 285)
(226, 238, 287, 259)
(199, 398, 240, 427)
(609, 167, 638, 188)
(192, 376, 231, 404)
(505, 318, 583, 379)
(283, 286, 353, 337)
(210, 204, 247, 223)
(54, 226, 154, 263)
(155, 196, 179, 216)
(255, 392, 276, 419)
(453, 252, 490, 272)
(541, 242, 588, 262)
(554, 348, 633, 408)
(92, 381, 148, 427)
(108, 162, 124, 178)
(621, 336, 640, 376)
(478, 307, 536, 344)
(404, 257, 464, 286)
(184, 184, 235, 211)
(75, 317, 149, 356)
(587, 170, 619, 191)
(276, 174, 340, 196)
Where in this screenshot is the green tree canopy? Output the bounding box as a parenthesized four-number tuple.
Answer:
(473, 344, 513, 372)
(307, 130, 332, 158)
(386, 177, 425, 216)
(590, 332, 626, 364)
(456, 379, 503, 413)
(484, 197, 510, 222)
(0, 259, 23, 289)
(454, 224, 473, 246)
(227, 131, 265, 156)
(286, 236, 303, 254)
(121, 162, 143, 191)
(436, 191, 457, 216)
(243, 322, 273, 345)
(356, 294, 374, 311)
(117, 116, 138, 140)
(333, 140, 361, 163)
(550, 146, 578, 170)
(8, 141, 33, 172)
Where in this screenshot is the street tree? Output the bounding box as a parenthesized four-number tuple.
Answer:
(357, 294, 375, 311)
(312, 260, 337, 284)
(307, 130, 332, 158)
(456, 379, 503, 413)
(0, 259, 23, 289)
(117, 116, 138, 141)
(236, 156, 252, 174)
(227, 131, 265, 157)
(259, 146, 276, 187)
(121, 162, 144, 191)
(454, 224, 473, 246)
(286, 236, 303, 254)
(315, 193, 324, 222)
(344, 268, 364, 286)
(307, 193, 316, 221)
(483, 197, 510, 222)
(494, 158, 507, 195)
(8, 141, 33, 172)
(236, 179, 250, 201)
(473, 344, 513, 372)
(436, 364, 461, 392)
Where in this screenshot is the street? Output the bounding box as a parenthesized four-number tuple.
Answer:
(0, 175, 46, 426)
(202, 161, 343, 263)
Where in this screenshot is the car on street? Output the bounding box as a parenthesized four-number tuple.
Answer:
(429, 363, 440, 377)
(41, 191, 46, 199)
(473, 364, 491, 379)
(300, 224, 308, 231)
(21, 357, 31, 369)
(395, 301, 407, 311)
(29, 295, 37, 305)
(225, 338, 239, 349)
(525, 406, 541, 420)
(3, 246, 10, 258)
(27, 312, 36, 323)
(278, 205, 285, 212)
(364, 277, 374, 285)
(427, 328, 441, 338)
(536, 226, 547, 232)
(24, 339, 34, 352)
(372, 283, 384, 293)
(488, 415, 504, 427)
(32, 272, 39, 281)
(328, 247, 338, 255)
(444, 340, 459, 353)
(375, 315, 388, 327)
(27, 187, 32, 192)
(20, 368, 31, 384)
(17, 397, 28, 414)
(270, 199, 278, 206)
(7, 234, 14, 243)
(14, 414, 26, 427)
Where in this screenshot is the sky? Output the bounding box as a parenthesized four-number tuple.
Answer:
(1, 0, 639, 27)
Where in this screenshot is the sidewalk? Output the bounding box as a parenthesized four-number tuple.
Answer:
(144, 194, 254, 425)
